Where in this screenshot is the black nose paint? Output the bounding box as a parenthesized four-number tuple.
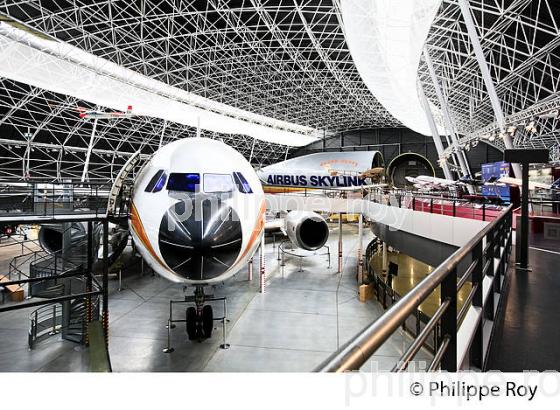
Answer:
(158, 196, 242, 281)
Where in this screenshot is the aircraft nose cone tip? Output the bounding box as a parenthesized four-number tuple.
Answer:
(158, 197, 242, 281)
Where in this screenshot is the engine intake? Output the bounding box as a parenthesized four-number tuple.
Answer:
(285, 211, 329, 251)
(38, 222, 127, 266)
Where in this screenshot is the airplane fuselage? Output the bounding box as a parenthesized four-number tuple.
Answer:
(259, 170, 366, 189)
(129, 138, 265, 285)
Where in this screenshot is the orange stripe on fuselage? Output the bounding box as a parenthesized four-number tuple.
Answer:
(129, 202, 166, 267)
(237, 200, 266, 262)
(262, 185, 310, 194)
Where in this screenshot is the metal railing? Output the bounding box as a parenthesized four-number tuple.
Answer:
(28, 293, 101, 349)
(316, 204, 513, 372)
(515, 199, 560, 218)
(363, 239, 438, 354)
(368, 190, 505, 222)
(5, 249, 83, 296)
(0, 236, 39, 252)
(276, 241, 331, 272)
(28, 303, 63, 349)
(0, 178, 133, 219)
(8, 249, 46, 282)
(265, 186, 508, 222)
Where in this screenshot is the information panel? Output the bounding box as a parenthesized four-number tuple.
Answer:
(481, 161, 511, 202)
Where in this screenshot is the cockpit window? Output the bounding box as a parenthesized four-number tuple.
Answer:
(152, 171, 167, 192)
(233, 172, 253, 194)
(167, 173, 200, 192)
(144, 170, 164, 192)
(203, 173, 234, 193)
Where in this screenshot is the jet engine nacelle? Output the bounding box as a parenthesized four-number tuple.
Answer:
(285, 211, 329, 251)
(38, 222, 128, 266)
(38, 222, 91, 254)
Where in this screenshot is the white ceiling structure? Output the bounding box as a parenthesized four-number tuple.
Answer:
(341, 0, 444, 136)
(0, 20, 321, 146)
(0, 0, 558, 181)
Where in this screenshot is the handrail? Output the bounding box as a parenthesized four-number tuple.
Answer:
(0, 178, 133, 220)
(393, 298, 450, 372)
(316, 204, 513, 372)
(9, 249, 81, 279)
(0, 290, 102, 313)
(28, 292, 101, 349)
(428, 336, 451, 371)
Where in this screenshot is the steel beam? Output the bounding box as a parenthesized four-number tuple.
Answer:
(424, 48, 471, 180)
(81, 118, 98, 182)
(419, 84, 453, 180)
(158, 120, 167, 149)
(248, 139, 256, 163)
(457, 0, 522, 178)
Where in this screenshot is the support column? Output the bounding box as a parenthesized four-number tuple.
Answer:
(423, 48, 472, 181)
(86, 221, 93, 346)
(61, 222, 71, 271)
(102, 219, 109, 347)
(457, 0, 521, 179)
(440, 268, 458, 371)
(23, 129, 32, 179)
(419, 84, 453, 180)
(382, 241, 388, 273)
(470, 241, 484, 369)
(519, 163, 530, 269)
(60, 222, 72, 341)
(504, 148, 548, 269)
(259, 233, 265, 293)
(337, 213, 343, 273)
(248, 257, 253, 281)
(357, 214, 364, 284)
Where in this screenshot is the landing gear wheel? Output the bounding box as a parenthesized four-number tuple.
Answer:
(186, 307, 197, 340)
(202, 305, 213, 338)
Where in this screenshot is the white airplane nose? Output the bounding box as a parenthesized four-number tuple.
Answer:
(158, 195, 242, 281)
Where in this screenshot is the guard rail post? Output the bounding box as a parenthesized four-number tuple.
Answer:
(439, 267, 457, 371)
(469, 241, 484, 369)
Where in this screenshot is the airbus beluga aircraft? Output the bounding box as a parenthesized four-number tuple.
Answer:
(128, 137, 330, 340)
(256, 150, 386, 192)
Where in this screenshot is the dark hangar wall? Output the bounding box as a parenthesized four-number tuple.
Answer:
(290, 128, 503, 178)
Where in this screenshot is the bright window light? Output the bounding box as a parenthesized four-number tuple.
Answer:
(0, 22, 320, 147)
(204, 174, 234, 193)
(340, 0, 443, 136)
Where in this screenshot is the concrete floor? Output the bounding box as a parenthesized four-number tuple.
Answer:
(487, 246, 560, 371)
(0, 223, 432, 372)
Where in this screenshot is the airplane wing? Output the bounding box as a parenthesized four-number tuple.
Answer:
(331, 183, 387, 191)
(264, 219, 284, 231)
(498, 177, 556, 191)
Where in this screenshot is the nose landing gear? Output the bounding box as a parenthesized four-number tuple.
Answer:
(163, 286, 230, 353)
(186, 287, 215, 341)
